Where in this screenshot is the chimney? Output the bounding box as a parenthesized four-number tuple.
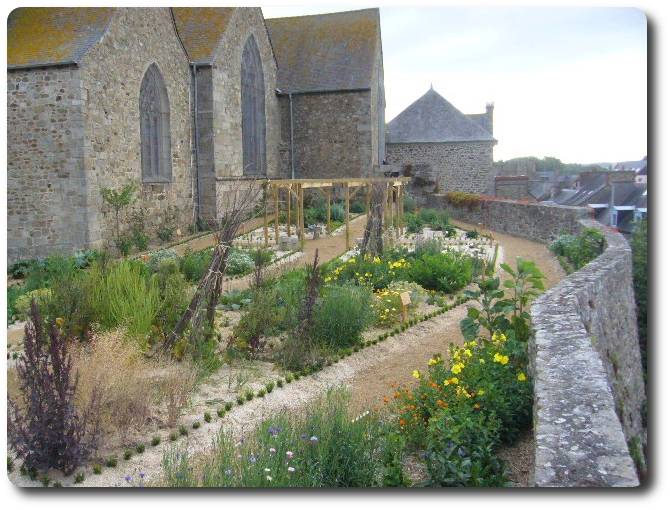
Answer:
(485, 102, 494, 135)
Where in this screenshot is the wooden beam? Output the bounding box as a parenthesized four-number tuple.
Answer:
(263, 184, 269, 247)
(298, 183, 305, 249)
(345, 182, 351, 250)
(274, 185, 279, 245)
(287, 183, 292, 237)
(326, 187, 332, 233)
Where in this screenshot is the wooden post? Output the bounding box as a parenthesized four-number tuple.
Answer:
(345, 182, 351, 250)
(398, 185, 404, 234)
(287, 184, 292, 237)
(390, 186, 395, 231)
(263, 184, 269, 248)
(298, 183, 305, 248)
(326, 187, 332, 233)
(366, 184, 372, 215)
(383, 183, 388, 227)
(274, 185, 279, 245)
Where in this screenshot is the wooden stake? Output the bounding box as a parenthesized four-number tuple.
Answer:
(326, 187, 332, 233)
(274, 185, 279, 245)
(263, 184, 269, 248)
(287, 184, 292, 237)
(299, 184, 305, 249)
(345, 182, 351, 250)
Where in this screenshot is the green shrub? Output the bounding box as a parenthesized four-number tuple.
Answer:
(13, 288, 52, 320)
(406, 252, 473, 293)
(151, 436, 161, 447)
(225, 402, 233, 411)
(154, 260, 192, 338)
(74, 472, 85, 484)
(136, 444, 146, 454)
(330, 203, 345, 222)
(93, 464, 102, 474)
(350, 200, 366, 214)
(217, 408, 225, 418)
(311, 284, 375, 349)
(123, 449, 133, 461)
(192, 421, 201, 429)
(226, 249, 255, 276)
(147, 249, 179, 272)
(179, 425, 188, 436)
(403, 194, 417, 213)
(204, 412, 212, 423)
(132, 231, 150, 252)
(162, 390, 405, 487)
(180, 248, 213, 283)
(549, 227, 604, 272)
(105, 456, 118, 468)
(233, 287, 284, 354)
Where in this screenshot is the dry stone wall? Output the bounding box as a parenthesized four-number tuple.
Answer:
(529, 219, 645, 487)
(425, 194, 590, 243)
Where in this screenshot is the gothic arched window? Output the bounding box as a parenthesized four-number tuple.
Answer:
(241, 36, 266, 176)
(140, 63, 172, 183)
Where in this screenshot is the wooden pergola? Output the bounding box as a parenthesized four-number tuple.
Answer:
(260, 177, 411, 250)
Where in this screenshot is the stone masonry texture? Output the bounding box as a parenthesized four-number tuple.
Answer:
(78, 8, 194, 250)
(529, 219, 645, 487)
(385, 140, 495, 197)
(425, 194, 590, 244)
(8, 66, 88, 262)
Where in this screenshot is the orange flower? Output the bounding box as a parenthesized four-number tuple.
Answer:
(383, 396, 390, 404)
(399, 418, 406, 427)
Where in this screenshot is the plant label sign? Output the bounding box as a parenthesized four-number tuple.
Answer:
(400, 291, 411, 322)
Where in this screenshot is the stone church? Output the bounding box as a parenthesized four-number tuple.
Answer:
(385, 87, 496, 199)
(7, 7, 384, 262)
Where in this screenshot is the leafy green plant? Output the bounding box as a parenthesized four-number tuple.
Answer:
(549, 227, 605, 272)
(157, 206, 179, 242)
(152, 436, 161, 447)
(192, 421, 201, 430)
(204, 412, 212, 423)
(406, 252, 473, 293)
(180, 248, 213, 283)
(129, 207, 150, 251)
(446, 191, 481, 209)
(123, 449, 133, 461)
(93, 464, 102, 474)
(105, 456, 118, 468)
(100, 183, 136, 254)
(179, 425, 188, 436)
(74, 472, 85, 484)
(136, 443, 146, 454)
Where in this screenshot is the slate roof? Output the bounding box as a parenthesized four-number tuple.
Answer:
(7, 7, 114, 68)
(386, 88, 496, 143)
(467, 113, 491, 134)
(265, 9, 380, 93)
(171, 8, 236, 64)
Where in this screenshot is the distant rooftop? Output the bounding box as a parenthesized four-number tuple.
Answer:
(386, 88, 496, 144)
(266, 8, 381, 93)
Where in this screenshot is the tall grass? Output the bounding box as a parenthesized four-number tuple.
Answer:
(162, 390, 404, 487)
(89, 260, 161, 346)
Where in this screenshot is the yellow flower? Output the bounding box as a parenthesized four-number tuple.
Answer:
(412, 370, 421, 379)
(463, 348, 472, 358)
(451, 364, 462, 375)
(477, 388, 485, 396)
(55, 317, 65, 328)
(492, 331, 507, 343)
(444, 377, 459, 386)
(479, 358, 485, 364)
(517, 372, 527, 382)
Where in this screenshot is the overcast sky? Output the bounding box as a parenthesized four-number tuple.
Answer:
(262, 5, 647, 164)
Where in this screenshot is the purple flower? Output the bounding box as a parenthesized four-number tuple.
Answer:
(300, 433, 308, 440)
(124, 475, 132, 483)
(139, 472, 145, 479)
(268, 426, 282, 437)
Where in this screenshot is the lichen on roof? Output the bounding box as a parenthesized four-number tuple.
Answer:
(7, 7, 114, 68)
(265, 8, 380, 93)
(171, 7, 236, 64)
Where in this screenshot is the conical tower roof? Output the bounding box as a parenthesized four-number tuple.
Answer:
(387, 88, 495, 143)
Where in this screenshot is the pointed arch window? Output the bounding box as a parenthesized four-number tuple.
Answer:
(140, 63, 172, 183)
(241, 35, 266, 176)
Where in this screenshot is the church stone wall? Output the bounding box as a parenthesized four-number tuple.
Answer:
(79, 7, 194, 249)
(209, 8, 280, 218)
(279, 90, 373, 179)
(7, 66, 89, 263)
(386, 141, 495, 195)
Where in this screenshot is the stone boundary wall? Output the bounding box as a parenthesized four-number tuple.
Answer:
(424, 194, 591, 243)
(529, 219, 645, 487)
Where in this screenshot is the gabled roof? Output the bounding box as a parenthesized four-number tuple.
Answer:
(265, 8, 380, 93)
(171, 8, 236, 64)
(7, 7, 114, 69)
(386, 88, 496, 143)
